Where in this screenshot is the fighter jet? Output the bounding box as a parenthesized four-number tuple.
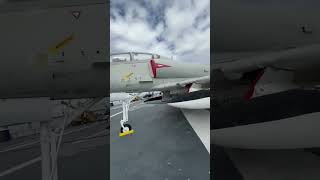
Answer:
(211, 0, 320, 150)
(110, 52, 210, 136)
(0, 1, 108, 180)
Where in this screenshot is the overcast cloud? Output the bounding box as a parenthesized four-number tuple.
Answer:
(110, 0, 210, 64)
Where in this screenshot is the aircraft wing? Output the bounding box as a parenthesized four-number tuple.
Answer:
(151, 75, 210, 90)
(214, 44, 320, 73)
(148, 75, 210, 153)
(212, 44, 320, 150)
(213, 44, 320, 103)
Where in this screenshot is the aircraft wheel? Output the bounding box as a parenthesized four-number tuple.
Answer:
(120, 124, 132, 133)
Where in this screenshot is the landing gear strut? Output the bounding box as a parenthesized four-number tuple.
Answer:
(40, 121, 61, 180)
(39, 98, 102, 180)
(119, 99, 134, 137)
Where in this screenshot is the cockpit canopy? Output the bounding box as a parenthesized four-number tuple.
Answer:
(110, 52, 161, 62)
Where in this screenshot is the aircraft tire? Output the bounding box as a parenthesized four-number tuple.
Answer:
(120, 124, 132, 133)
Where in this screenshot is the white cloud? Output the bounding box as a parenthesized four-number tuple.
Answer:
(110, 0, 210, 64)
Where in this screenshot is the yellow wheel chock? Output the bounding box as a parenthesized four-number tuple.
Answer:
(119, 130, 135, 137)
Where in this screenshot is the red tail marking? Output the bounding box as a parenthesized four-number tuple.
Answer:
(150, 59, 171, 78)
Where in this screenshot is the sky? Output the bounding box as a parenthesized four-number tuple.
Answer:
(110, 0, 210, 64)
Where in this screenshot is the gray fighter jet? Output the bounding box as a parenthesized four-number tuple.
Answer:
(110, 52, 210, 135)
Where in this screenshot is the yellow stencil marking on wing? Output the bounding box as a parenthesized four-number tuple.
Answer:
(49, 34, 74, 54)
(122, 72, 134, 81)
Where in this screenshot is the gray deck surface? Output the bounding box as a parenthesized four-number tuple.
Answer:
(110, 103, 209, 180)
(0, 102, 210, 180)
(0, 121, 109, 180)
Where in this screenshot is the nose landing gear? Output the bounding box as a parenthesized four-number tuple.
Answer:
(119, 99, 135, 137)
(119, 124, 134, 137)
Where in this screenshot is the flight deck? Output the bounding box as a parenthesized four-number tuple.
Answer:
(110, 102, 210, 180)
(0, 120, 109, 180)
(0, 101, 209, 180)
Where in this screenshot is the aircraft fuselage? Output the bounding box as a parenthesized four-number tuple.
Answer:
(110, 57, 209, 93)
(0, 1, 108, 99)
(213, 0, 320, 54)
